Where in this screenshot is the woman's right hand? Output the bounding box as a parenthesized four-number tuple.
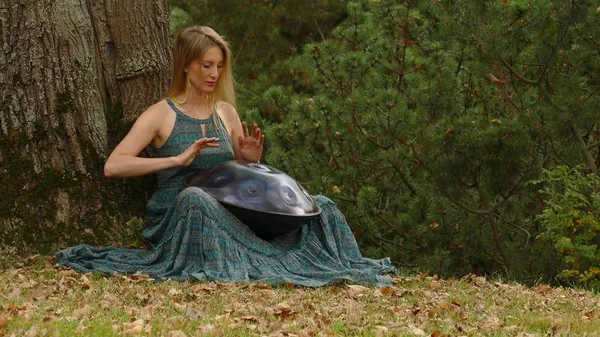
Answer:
(175, 137, 220, 167)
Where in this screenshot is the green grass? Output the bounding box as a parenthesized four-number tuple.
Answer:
(2, 255, 600, 336)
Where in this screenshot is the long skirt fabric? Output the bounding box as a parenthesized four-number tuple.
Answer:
(56, 187, 395, 287)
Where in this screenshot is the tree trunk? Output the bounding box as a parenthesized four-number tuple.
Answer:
(0, 0, 171, 253)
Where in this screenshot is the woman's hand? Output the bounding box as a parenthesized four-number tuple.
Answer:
(238, 122, 264, 163)
(175, 137, 220, 167)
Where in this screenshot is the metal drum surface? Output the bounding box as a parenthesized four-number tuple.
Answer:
(185, 160, 321, 238)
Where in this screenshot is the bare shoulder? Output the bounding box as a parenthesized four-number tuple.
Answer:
(216, 101, 239, 120)
(140, 99, 172, 121)
(215, 101, 241, 136)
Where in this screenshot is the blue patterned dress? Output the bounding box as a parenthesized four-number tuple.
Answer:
(56, 98, 395, 286)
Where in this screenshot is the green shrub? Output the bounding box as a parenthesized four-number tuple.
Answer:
(533, 166, 600, 288)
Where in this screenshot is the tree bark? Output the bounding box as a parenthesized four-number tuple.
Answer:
(0, 0, 171, 253)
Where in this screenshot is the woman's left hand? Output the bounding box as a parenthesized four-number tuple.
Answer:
(238, 122, 265, 163)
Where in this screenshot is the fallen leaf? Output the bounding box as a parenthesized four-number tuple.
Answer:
(346, 285, 369, 298)
(123, 319, 145, 334)
(8, 288, 22, 299)
(282, 282, 297, 290)
(480, 317, 500, 330)
(197, 323, 216, 334)
(274, 302, 297, 319)
(488, 73, 506, 84)
(185, 308, 206, 319)
(536, 284, 551, 295)
(375, 325, 389, 334)
(68, 305, 92, 321)
(80, 275, 92, 291)
(407, 326, 426, 336)
(258, 289, 277, 300)
(172, 301, 186, 311)
(298, 330, 315, 337)
(380, 287, 393, 296)
(0, 315, 7, 330)
(240, 315, 258, 322)
(167, 331, 186, 337)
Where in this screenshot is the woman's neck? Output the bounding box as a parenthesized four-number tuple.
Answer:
(173, 92, 215, 119)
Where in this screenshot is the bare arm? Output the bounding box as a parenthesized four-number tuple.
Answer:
(104, 102, 219, 178)
(217, 103, 264, 162)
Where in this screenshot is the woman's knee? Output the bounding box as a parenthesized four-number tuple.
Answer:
(175, 187, 219, 209)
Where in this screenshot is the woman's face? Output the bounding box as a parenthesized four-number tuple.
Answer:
(187, 46, 224, 94)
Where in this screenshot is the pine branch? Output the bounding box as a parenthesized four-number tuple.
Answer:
(476, 185, 508, 267)
(539, 84, 598, 174)
(499, 57, 538, 84)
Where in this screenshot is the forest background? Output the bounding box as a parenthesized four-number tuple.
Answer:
(2, 0, 600, 290)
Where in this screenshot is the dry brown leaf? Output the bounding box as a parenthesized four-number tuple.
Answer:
(125, 271, 152, 283)
(298, 330, 315, 337)
(258, 289, 277, 300)
(80, 275, 92, 292)
(375, 325, 388, 334)
(274, 302, 297, 320)
(215, 314, 230, 325)
(536, 284, 552, 295)
(480, 317, 500, 330)
(380, 286, 393, 296)
(123, 319, 145, 335)
(172, 301, 187, 311)
(8, 287, 22, 299)
(0, 315, 7, 330)
(57, 269, 79, 278)
(197, 323, 216, 334)
(68, 305, 92, 321)
(407, 326, 426, 336)
(346, 285, 369, 298)
(192, 282, 218, 292)
(185, 308, 206, 319)
(255, 282, 272, 290)
(488, 73, 506, 84)
(282, 282, 296, 289)
(240, 315, 258, 322)
(167, 330, 186, 337)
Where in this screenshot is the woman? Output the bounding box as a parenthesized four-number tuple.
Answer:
(57, 26, 395, 286)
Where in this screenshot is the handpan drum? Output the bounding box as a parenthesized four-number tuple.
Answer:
(185, 160, 322, 238)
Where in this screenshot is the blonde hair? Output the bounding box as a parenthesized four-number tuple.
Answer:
(167, 26, 236, 107)
(166, 26, 237, 135)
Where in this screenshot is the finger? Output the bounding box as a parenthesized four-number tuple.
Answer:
(196, 138, 219, 145)
(252, 123, 259, 138)
(259, 134, 265, 148)
(238, 136, 246, 149)
(254, 127, 261, 140)
(242, 122, 249, 138)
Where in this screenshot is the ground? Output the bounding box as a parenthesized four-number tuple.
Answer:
(1, 255, 600, 336)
